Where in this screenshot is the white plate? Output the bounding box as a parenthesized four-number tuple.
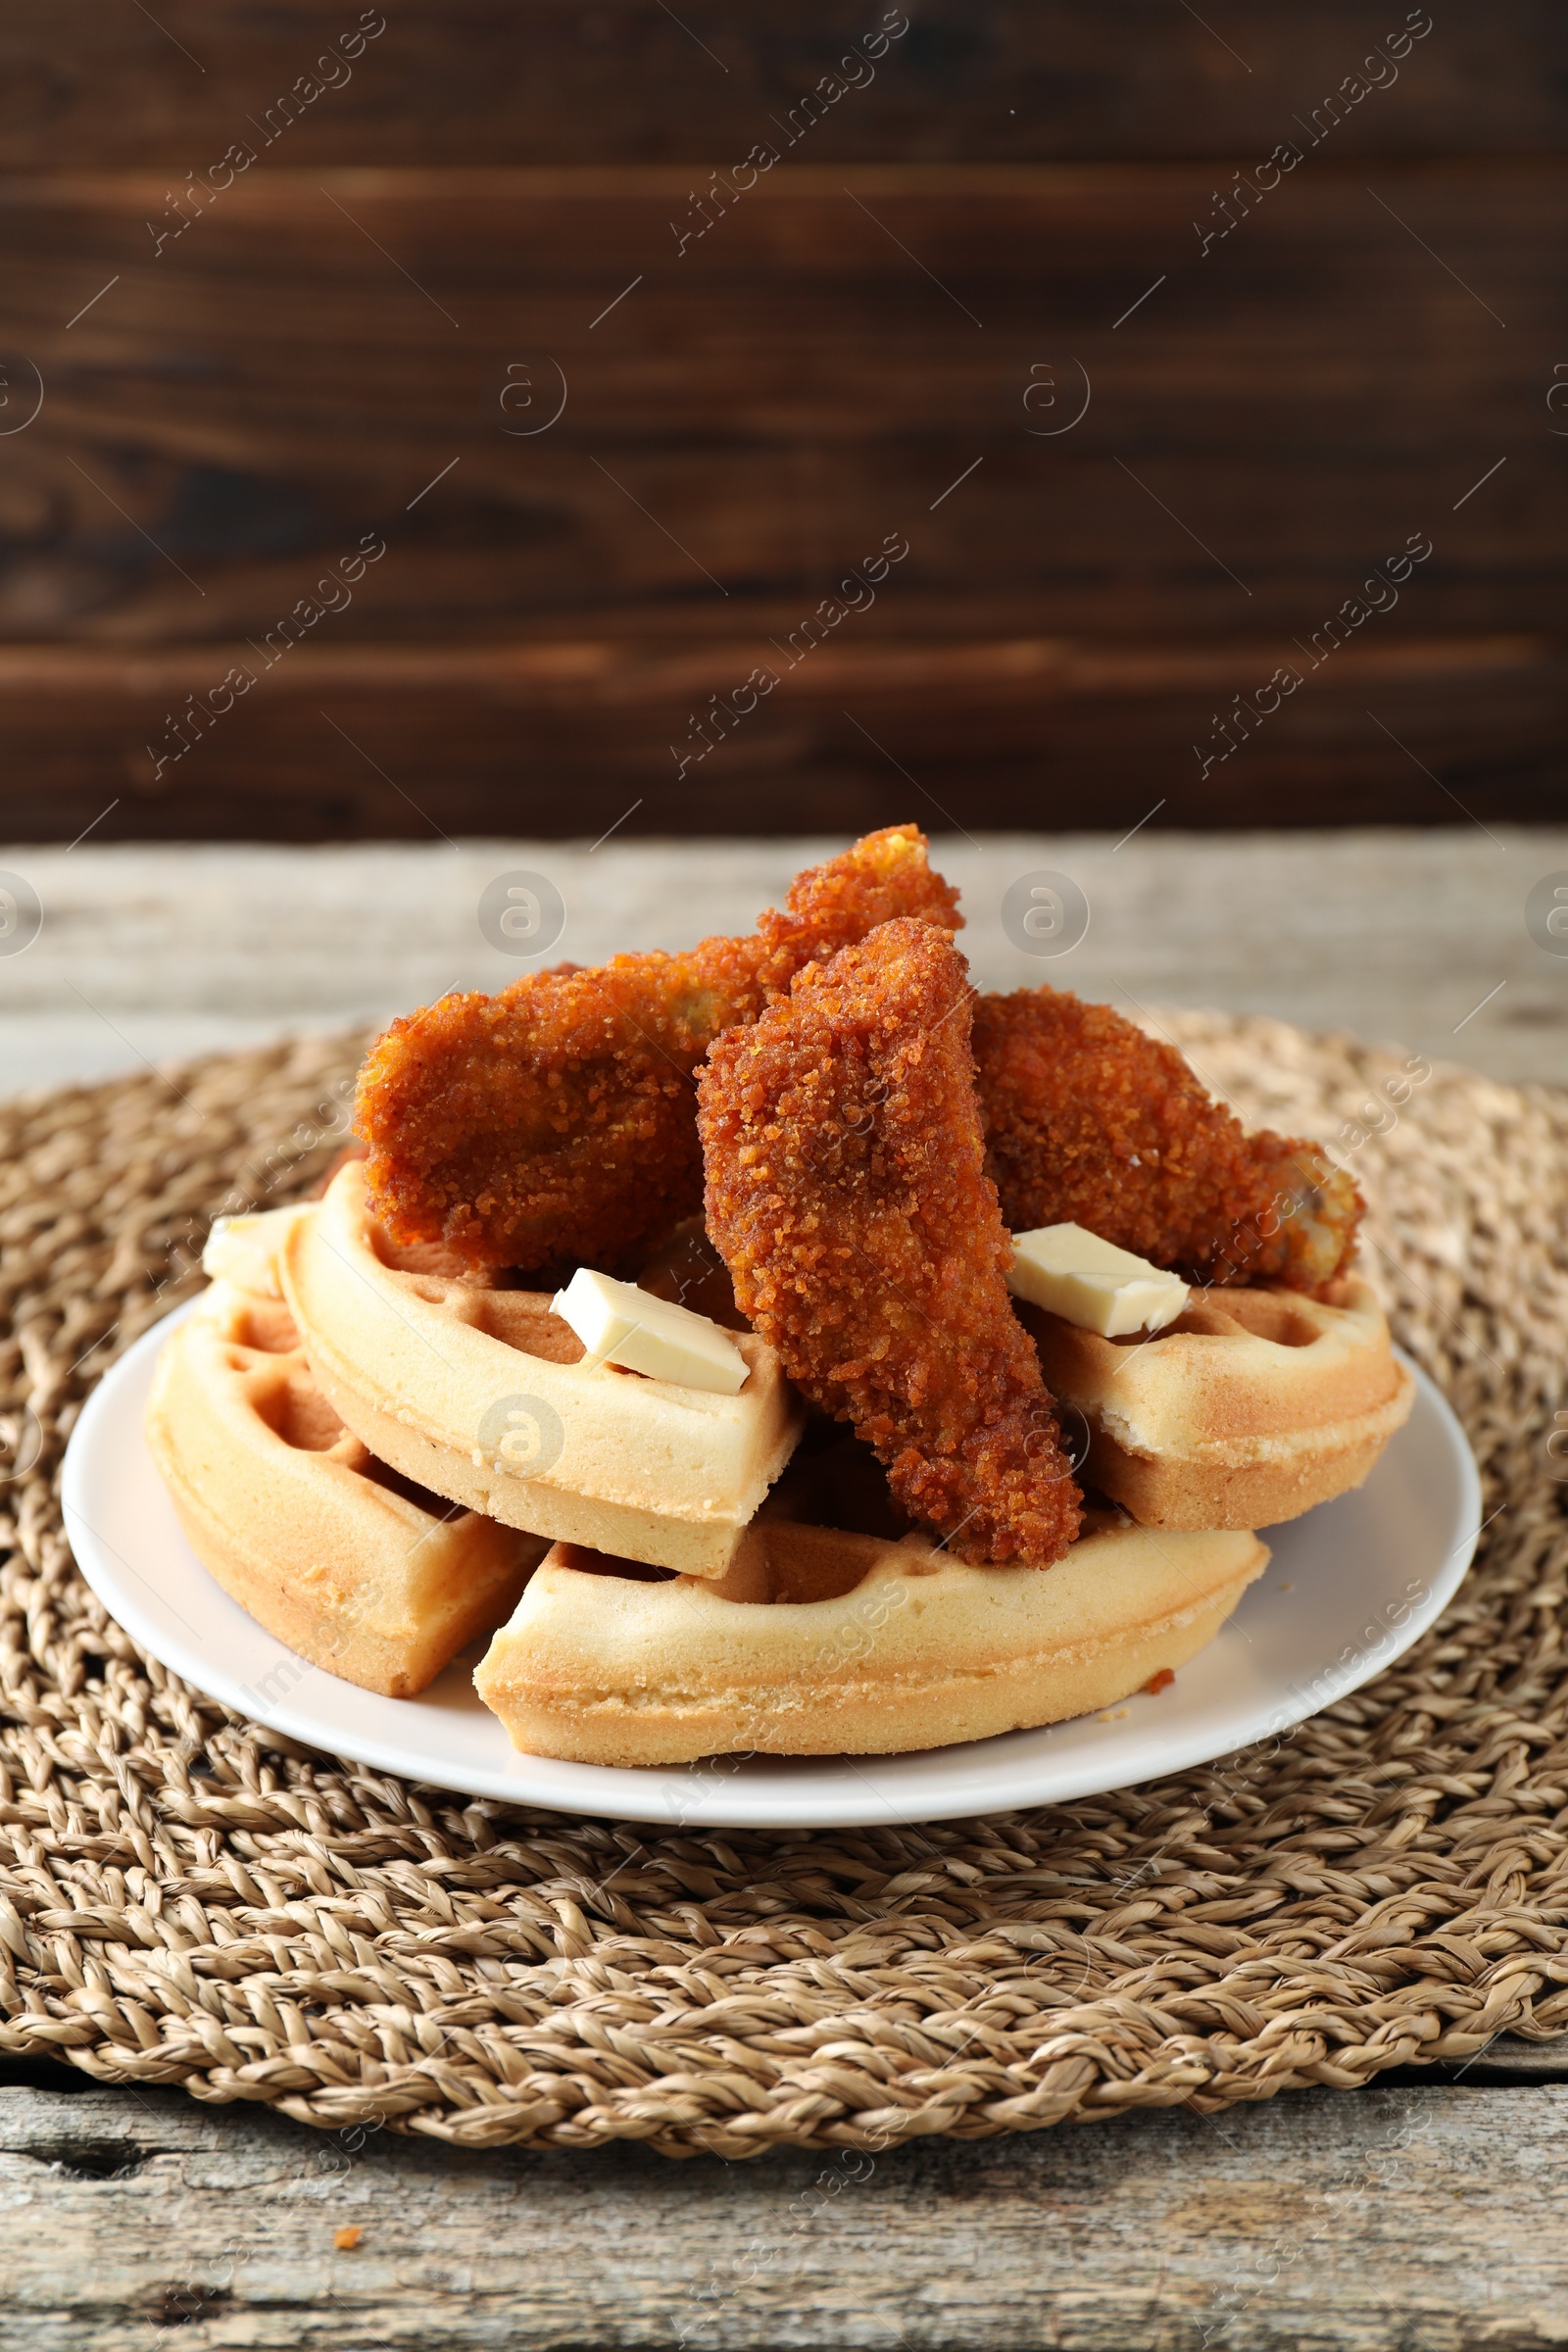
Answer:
(62, 1302, 1482, 1831)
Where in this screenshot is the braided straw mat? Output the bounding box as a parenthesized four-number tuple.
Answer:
(0, 1014, 1563, 2158)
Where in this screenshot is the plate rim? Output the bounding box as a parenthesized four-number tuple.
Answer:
(61, 1299, 1484, 1829)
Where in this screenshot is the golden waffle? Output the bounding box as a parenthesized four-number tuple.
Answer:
(474, 1418, 1268, 1764)
(475, 1507, 1268, 1766)
(146, 1281, 543, 1699)
(280, 1164, 804, 1579)
(1020, 1275, 1414, 1532)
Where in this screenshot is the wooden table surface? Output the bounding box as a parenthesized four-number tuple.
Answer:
(2, 2041, 1565, 2349)
(2, 827, 1565, 2347)
(1, 825, 1565, 1097)
(8, 3, 1567, 835)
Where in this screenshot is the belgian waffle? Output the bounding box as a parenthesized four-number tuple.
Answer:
(145, 1280, 543, 1698)
(473, 1412, 1268, 1763)
(146, 1188, 1283, 1756)
(280, 1163, 804, 1579)
(475, 1502, 1269, 1766)
(1020, 1276, 1414, 1532)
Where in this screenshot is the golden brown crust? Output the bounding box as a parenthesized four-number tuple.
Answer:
(697, 919, 1082, 1567)
(1077, 1407, 1411, 1532)
(474, 1516, 1270, 1766)
(1021, 1277, 1415, 1530)
(355, 833, 1361, 1296)
(355, 826, 963, 1272)
(971, 986, 1362, 1292)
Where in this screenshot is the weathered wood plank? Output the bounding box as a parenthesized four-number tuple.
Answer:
(0, 827, 1562, 1100)
(4, 161, 1560, 826)
(3, 2, 1563, 168)
(0, 632, 1558, 841)
(0, 2079, 1563, 2348)
(4, 161, 1561, 829)
(8, 167, 1559, 638)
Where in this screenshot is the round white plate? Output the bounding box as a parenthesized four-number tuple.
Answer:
(63, 1302, 1482, 1830)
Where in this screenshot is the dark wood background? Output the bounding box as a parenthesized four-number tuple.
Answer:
(0, 3, 1563, 840)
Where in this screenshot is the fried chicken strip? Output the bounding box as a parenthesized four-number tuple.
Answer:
(356, 826, 961, 1272)
(972, 987, 1362, 1293)
(360, 821, 1357, 1294)
(697, 919, 1082, 1568)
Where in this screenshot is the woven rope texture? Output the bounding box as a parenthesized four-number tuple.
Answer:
(0, 1016, 1563, 2156)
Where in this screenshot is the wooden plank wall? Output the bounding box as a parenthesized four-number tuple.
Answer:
(0, 3, 1563, 840)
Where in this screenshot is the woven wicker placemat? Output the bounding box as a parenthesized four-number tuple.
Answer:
(0, 1015, 1563, 2156)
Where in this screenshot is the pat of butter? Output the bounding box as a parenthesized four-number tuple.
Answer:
(552, 1267, 749, 1395)
(202, 1204, 313, 1298)
(1007, 1223, 1189, 1339)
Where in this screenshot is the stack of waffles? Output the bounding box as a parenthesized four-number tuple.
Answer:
(145, 1158, 1410, 1765)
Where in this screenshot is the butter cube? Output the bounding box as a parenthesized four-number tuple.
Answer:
(203, 1204, 313, 1298)
(1007, 1223, 1189, 1339)
(552, 1267, 749, 1395)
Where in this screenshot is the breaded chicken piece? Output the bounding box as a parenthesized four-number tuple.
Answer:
(357, 827, 962, 1272)
(697, 919, 1082, 1568)
(971, 988, 1362, 1294)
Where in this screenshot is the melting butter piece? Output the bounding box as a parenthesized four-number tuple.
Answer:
(1007, 1222, 1189, 1339)
(552, 1267, 749, 1395)
(202, 1204, 314, 1298)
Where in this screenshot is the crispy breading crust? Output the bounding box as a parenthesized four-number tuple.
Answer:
(358, 829, 1359, 1293)
(355, 826, 962, 1272)
(971, 987, 1362, 1293)
(697, 919, 1082, 1568)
